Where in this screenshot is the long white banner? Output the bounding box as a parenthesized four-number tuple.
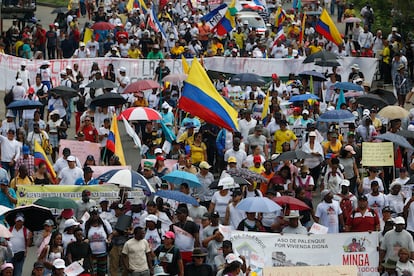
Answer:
(230, 231, 379, 276)
(0, 54, 377, 91)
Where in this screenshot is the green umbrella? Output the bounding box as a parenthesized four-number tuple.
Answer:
(34, 197, 78, 209)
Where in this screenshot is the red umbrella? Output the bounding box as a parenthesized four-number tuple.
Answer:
(91, 22, 116, 30)
(123, 80, 160, 94)
(272, 196, 310, 211)
(119, 107, 162, 121)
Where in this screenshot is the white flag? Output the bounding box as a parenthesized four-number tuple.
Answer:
(122, 115, 141, 149)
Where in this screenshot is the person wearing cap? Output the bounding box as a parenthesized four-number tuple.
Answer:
(348, 63, 364, 82)
(53, 148, 81, 175)
(294, 165, 315, 200)
(62, 218, 79, 252)
(142, 161, 162, 190)
(315, 189, 345, 233)
(224, 138, 247, 169)
(364, 180, 387, 219)
(359, 167, 384, 195)
(16, 62, 30, 90)
(32, 261, 45, 276)
(14, 144, 35, 177)
(72, 41, 91, 58)
(50, 258, 65, 276)
(75, 190, 97, 221)
(9, 213, 29, 275)
(57, 155, 84, 185)
(294, 109, 315, 128)
(273, 120, 298, 154)
(27, 121, 49, 151)
(386, 182, 405, 216)
(268, 73, 286, 98)
(0, 111, 17, 137)
(245, 125, 268, 159)
(380, 217, 414, 268)
(302, 130, 324, 188)
(79, 115, 98, 143)
(338, 145, 361, 194)
(122, 226, 153, 275)
(74, 166, 99, 185)
(395, 63, 411, 107)
(0, 263, 13, 275)
(201, 211, 220, 241)
(333, 179, 357, 222)
(37, 60, 52, 89)
(155, 230, 184, 276)
(345, 194, 380, 232)
(195, 161, 214, 208)
(177, 122, 197, 146)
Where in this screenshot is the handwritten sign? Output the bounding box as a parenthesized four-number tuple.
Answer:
(362, 142, 394, 167)
(59, 139, 101, 165)
(309, 223, 329, 235)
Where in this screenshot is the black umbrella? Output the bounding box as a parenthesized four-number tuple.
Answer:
(7, 100, 43, 110)
(274, 150, 313, 162)
(86, 79, 117, 89)
(5, 205, 54, 231)
(397, 130, 414, 140)
(303, 51, 338, 64)
(209, 176, 250, 189)
(315, 59, 341, 67)
(370, 89, 397, 105)
(49, 86, 78, 98)
(90, 93, 127, 107)
(207, 70, 227, 80)
(229, 73, 266, 86)
(298, 70, 327, 81)
(51, 7, 68, 13)
(355, 94, 388, 109)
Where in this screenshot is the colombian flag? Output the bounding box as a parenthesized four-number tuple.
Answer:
(216, 0, 238, 36)
(182, 56, 190, 74)
(107, 114, 126, 165)
(315, 9, 343, 46)
(275, 6, 286, 27)
(178, 59, 239, 131)
(34, 140, 56, 182)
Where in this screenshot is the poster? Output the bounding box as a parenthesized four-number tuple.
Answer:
(263, 265, 358, 276)
(362, 142, 394, 167)
(58, 139, 101, 165)
(230, 231, 379, 276)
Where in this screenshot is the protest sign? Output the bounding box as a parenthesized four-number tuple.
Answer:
(59, 139, 101, 165)
(362, 142, 394, 167)
(90, 165, 131, 179)
(263, 265, 358, 276)
(230, 231, 379, 276)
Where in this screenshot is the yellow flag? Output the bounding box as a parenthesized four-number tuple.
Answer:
(109, 114, 126, 165)
(310, 75, 314, 94)
(126, 0, 134, 12)
(83, 28, 93, 44)
(182, 56, 190, 74)
(262, 90, 270, 120)
(34, 140, 57, 179)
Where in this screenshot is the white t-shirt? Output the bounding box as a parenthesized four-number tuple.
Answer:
(59, 167, 84, 185)
(227, 203, 246, 230)
(86, 222, 112, 255)
(366, 193, 388, 218)
(315, 200, 342, 233)
(211, 191, 232, 218)
(361, 177, 385, 195)
(122, 238, 151, 272)
(10, 227, 26, 254)
(145, 228, 162, 251)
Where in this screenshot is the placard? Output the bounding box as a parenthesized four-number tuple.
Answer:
(263, 265, 358, 276)
(362, 142, 394, 167)
(59, 139, 101, 165)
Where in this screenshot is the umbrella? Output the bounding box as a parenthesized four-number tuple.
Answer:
(376, 133, 414, 150)
(119, 107, 162, 121)
(209, 176, 250, 189)
(333, 82, 364, 91)
(49, 86, 78, 98)
(0, 225, 12, 238)
(370, 89, 397, 105)
(272, 196, 310, 211)
(378, 106, 410, 120)
(298, 71, 327, 81)
(207, 71, 227, 80)
(162, 170, 201, 188)
(344, 91, 363, 98)
(317, 110, 355, 122)
(229, 73, 266, 86)
(303, 51, 338, 64)
(226, 167, 268, 183)
(5, 205, 54, 231)
(155, 190, 199, 206)
(162, 74, 188, 84)
(236, 197, 281, 213)
(91, 22, 116, 30)
(7, 100, 43, 110)
(123, 80, 160, 94)
(34, 197, 78, 209)
(343, 17, 362, 23)
(355, 94, 388, 109)
(290, 94, 319, 102)
(274, 150, 313, 162)
(90, 93, 126, 107)
(0, 206, 11, 216)
(100, 169, 155, 192)
(397, 130, 414, 140)
(315, 59, 341, 67)
(86, 79, 117, 89)
(51, 6, 68, 13)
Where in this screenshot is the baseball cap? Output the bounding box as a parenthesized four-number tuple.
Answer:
(62, 148, 71, 156)
(0, 178, 9, 185)
(15, 215, 24, 222)
(340, 179, 350, 187)
(253, 155, 262, 164)
(145, 214, 158, 224)
(64, 218, 80, 228)
(67, 155, 76, 162)
(344, 145, 356, 154)
(22, 145, 30, 155)
(83, 166, 94, 174)
(53, 259, 65, 269)
(358, 195, 368, 201)
(227, 156, 237, 163)
(199, 161, 211, 170)
(225, 253, 243, 264)
(44, 219, 54, 226)
(154, 148, 163, 154)
(164, 231, 175, 239)
(119, 67, 126, 72)
(33, 262, 44, 269)
(16, 78, 23, 84)
(210, 211, 220, 218)
(394, 217, 405, 225)
(308, 131, 317, 137)
(302, 109, 309, 115)
(201, 212, 211, 220)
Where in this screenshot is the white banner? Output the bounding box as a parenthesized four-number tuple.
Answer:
(0, 54, 377, 90)
(230, 231, 379, 276)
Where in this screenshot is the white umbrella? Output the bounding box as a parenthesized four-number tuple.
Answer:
(218, 176, 240, 190)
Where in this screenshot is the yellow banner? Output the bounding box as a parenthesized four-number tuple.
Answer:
(16, 184, 144, 206)
(362, 142, 394, 167)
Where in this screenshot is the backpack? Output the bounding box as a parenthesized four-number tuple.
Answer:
(366, 10, 374, 24)
(4, 86, 14, 107)
(339, 195, 353, 222)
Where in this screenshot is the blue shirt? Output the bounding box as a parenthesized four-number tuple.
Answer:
(74, 178, 99, 185)
(161, 111, 174, 127)
(0, 188, 16, 222)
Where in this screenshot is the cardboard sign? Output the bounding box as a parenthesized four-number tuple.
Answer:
(59, 139, 101, 165)
(362, 142, 394, 167)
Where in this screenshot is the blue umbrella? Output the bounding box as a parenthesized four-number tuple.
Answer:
(162, 170, 201, 188)
(155, 190, 199, 206)
(290, 94, 319, 102)
(334, 82, 364, 92)
(98, 169, 155, 192)
(229, 73, 266, 86)
(7, 100, 43, 110)
(376, 133, 414, 150)
(317, 110, 355, 122)
(236, 197, 281, 213)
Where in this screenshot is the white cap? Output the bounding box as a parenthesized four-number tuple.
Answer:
(327, 106, 335, 111)
(308, 131, 317, 137)
(54, 22, 59, 27)
(64, 218, 79, 228)
(392, 27, 398, 32)
(162, 102, 170, 109)
(15, 215, 24, 222)
(145, 214, 158, 223)
(53, 259, 66, 269)
(394, 216, 405, 225)
(16, 78, 23, 84)
(119, 67, 126, 72)
(20, 61, 26, 67)
(225, 253, 243, 264)
(340, 179, 350, 187)
(41, 61, 50, 66)
(99, 197, 109, 203)
(79, 42, 85, 47)
(363, 109, 370, 116)
(67, 155, 76, 162)
(60, 70, 67, 75)
(154, 148, 163, 154)
(302, 109, 309, 115)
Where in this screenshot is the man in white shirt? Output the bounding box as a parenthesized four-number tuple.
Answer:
(12, 79, 26, 101)
(117, 67, 130, 94)
(315, 189, 344, 233)
(224, 138, 247, 169)
(358, 25, 374, 50)
(54, 148, 82, 175)
(86, 36, 99, 58)
(58, 155, 84, 185)
(238, 110, 257, 142)
(72, 42, 90, 58)
(16, 62, 30, 90)
(0, 129, 21, 177)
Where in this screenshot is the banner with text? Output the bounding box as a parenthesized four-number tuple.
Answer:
(16, 184, 144, 206)
(230, 231, 379, 276)
(0, 54, 377, 90)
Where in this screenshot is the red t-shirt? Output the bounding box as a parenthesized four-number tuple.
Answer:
(82, 124, 98, 142)
(346, 208, 379, 232)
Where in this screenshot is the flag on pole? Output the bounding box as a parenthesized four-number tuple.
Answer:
(107, 115, 126, 165)
(83, 28, 93, 43)
(315, 9, 343, 46)
(261, 90, 270, 120)
(336, 89, 346, 110)
(148, 5, 167, 40)
(122, 115, 141, 149)
(33, 140, 57, 181)
(182, 56, 190, 74)
(299, 12, 306, 45)
(275, 6, 286, 27)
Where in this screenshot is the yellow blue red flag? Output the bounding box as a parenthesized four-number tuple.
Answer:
(34, 140, 56, 181)
(107, 115, 126, 165)
(315, 9, 343, 46)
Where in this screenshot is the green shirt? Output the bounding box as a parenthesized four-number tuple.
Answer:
(147, 51, 164, 59)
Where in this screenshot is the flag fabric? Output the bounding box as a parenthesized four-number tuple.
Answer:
(272, 25, 286, 46)
(148, 6, 167, 40)
(33, 140, 56, 180)
(126, 0, 134, 11)
(336, 89, 346, 110)
(182, 56, 190, 74)
(299, 12, 306, 45)
(315, 9, 343, 46)
(261, 90, 270, 120)
(178, 58, 239, 131)
(83, 28, 93, 43)
(122, 115, 141, 149)
(201, 4, 229, 30)
(137, 0, 148, 14)
(160, 120, 176, 143)
(107, 114, 126, 165)
(216, 0, 239, 36)
(275, 7, 286, 27)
